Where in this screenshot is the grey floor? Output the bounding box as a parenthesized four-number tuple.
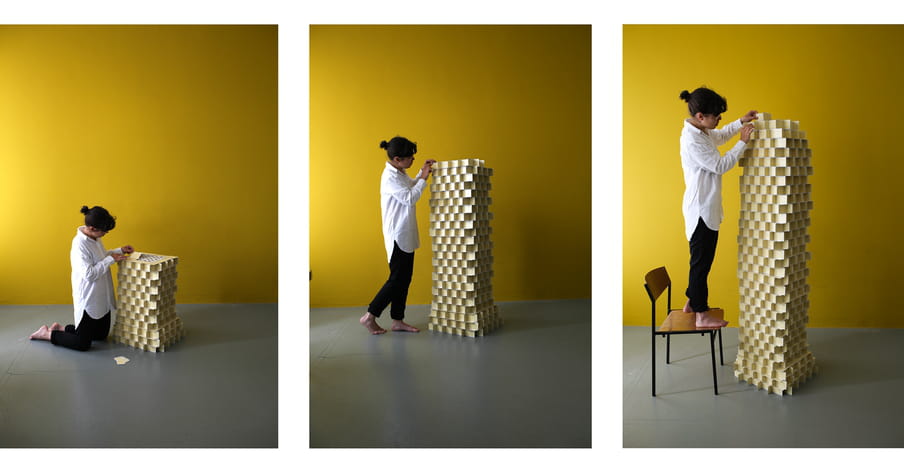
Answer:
(624, 326, 904, 447)
(310, 299, 591, 447)
(0, 304, 277, 447)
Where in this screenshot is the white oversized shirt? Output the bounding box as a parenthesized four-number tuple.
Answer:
(70, 226, 121, 328)
(680, 118, 748, 240)
(380, 161, 427, 262)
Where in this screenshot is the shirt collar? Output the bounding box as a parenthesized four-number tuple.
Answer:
(385, 161, 402, 174)
(684, 118, 707, 136)
(76, 226, 94, 242)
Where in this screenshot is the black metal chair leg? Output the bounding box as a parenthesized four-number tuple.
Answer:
(710, 331, 719, 395)
(666, 334, 671, 364)
(718, 329, 724, 365)
(652, 332, 656, 396)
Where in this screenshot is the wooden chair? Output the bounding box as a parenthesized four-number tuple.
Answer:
(644, 266, 724, 396)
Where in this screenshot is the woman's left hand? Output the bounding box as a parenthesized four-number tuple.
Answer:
(121, 245, 135, 254)
(418, 160, 437, 180)
(741, 110, 758, 124)
(740, 123, 755, 143)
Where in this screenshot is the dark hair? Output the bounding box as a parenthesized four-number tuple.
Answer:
(80, 205, 116, 232)
(679, 87, 727, 117)
(379, 136, 417, 159)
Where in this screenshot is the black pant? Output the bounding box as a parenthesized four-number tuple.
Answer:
(686, 217, 719, 313)
(51, 311, 111, 352)
(368, 241, 415, 320)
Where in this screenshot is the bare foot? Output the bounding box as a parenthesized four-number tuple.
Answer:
(360, 313, 386, 335)
(50, 322, 63, 331)
(391, 320, 420, 333)
(696, 312, 729, 328)
(683, 299, 693, 313)
(29, 325, 52, 341)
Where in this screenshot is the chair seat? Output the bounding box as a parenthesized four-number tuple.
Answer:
(657, 308, 724, 333)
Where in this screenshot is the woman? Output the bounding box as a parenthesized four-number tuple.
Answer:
(679, 87, 756, 328)
(360, 136, 436, 335)
(30, 205, 134, 350)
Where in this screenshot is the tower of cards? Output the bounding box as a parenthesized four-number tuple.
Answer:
(112, 252, 185, 352)
(428, 159, 502, 337)
(734, 112, 817, 395)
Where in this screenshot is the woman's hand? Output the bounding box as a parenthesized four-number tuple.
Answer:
(741, 110, 758, 124)
(740, 123, 755, 143)
(112, 253, 130, 262)
(121, 245, 135, 254)
(418, 159, 437, 180)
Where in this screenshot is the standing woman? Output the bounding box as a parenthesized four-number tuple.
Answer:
(360, 136, 436, 335)
(679, 87, 756, 328)
(30, 205, 134, 350)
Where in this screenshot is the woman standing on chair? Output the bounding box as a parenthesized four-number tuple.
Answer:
(679, 87, 756, 328)
(30, 205, 134, 351)
(360, 136, 436, 335)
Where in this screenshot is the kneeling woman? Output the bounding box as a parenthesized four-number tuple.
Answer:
(30, 205, 134, 351)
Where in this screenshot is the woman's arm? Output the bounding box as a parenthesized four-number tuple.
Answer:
(708, 119, 743, 146)
(384, 161, 435, 206)
(72, 246, 117, 283)
(709, 110, 758, 145)
(105, 245, 135, 256)
(385, 174, 428, 206)
(687, 124, 755, 175)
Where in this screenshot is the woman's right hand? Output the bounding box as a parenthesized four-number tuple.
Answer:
(740, 110, 758, 124)
(740, 123, 755, 143)
(112, 253, 129, 262)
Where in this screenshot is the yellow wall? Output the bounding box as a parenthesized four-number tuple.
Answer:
(624, 25, 904, 328)
(0, 25, 277, 304)
(310, 25, 591, 307)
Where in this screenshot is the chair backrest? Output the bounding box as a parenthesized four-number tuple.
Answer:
(644, 266, 672, 330)
(644, 266, 671, 303)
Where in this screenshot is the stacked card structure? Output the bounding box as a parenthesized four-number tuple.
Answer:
(428, 159, 503, 337)
(734, 112, 817, 395)
(112, 252, 184, 352)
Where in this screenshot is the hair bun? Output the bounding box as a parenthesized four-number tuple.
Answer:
(679, 90, 691, 101)
(80, 205, 90, 214)
(379, 140, 389, 149)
